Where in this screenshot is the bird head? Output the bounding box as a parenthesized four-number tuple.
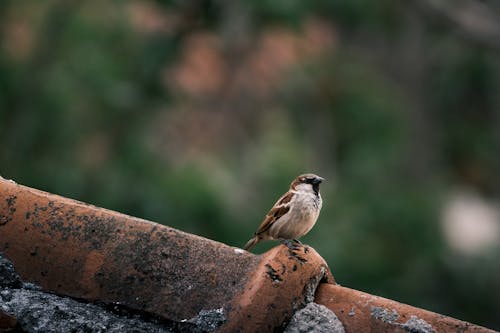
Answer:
(291, 173, 324, 194)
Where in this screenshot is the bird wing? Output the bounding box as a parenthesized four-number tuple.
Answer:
(254, 192, 294, 236)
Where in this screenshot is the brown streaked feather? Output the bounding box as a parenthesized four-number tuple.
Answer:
(277, 191, 294, 205)
(290, 179, 301, 191)
(254, 192, 294, 236)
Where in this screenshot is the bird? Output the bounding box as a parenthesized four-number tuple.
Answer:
(243, 173, 324, 251)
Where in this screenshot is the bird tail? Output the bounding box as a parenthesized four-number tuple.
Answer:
(243, 236, 259, 251)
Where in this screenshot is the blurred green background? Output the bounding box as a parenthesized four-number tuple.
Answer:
(1, 0, 500, 329)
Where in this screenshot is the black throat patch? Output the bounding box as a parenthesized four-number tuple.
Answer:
(312, 183, 320, 196)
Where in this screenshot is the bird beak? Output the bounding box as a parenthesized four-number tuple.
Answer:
(312, 177, 324, 185)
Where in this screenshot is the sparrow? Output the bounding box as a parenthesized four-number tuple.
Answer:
(243, 173, 324, 251)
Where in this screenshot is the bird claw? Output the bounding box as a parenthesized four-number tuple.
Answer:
(280, 239, 307, 252)
(280, 239, 310, 254)
(280, 239, 298, 250)
(293, 239, 309, 253)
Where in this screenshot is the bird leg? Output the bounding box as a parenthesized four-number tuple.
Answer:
(280, 239, 301, 250)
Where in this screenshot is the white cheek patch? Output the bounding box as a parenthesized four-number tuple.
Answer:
(294, 183, 313, 192)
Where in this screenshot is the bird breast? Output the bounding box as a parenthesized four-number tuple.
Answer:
(268, 192, 322, 240)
